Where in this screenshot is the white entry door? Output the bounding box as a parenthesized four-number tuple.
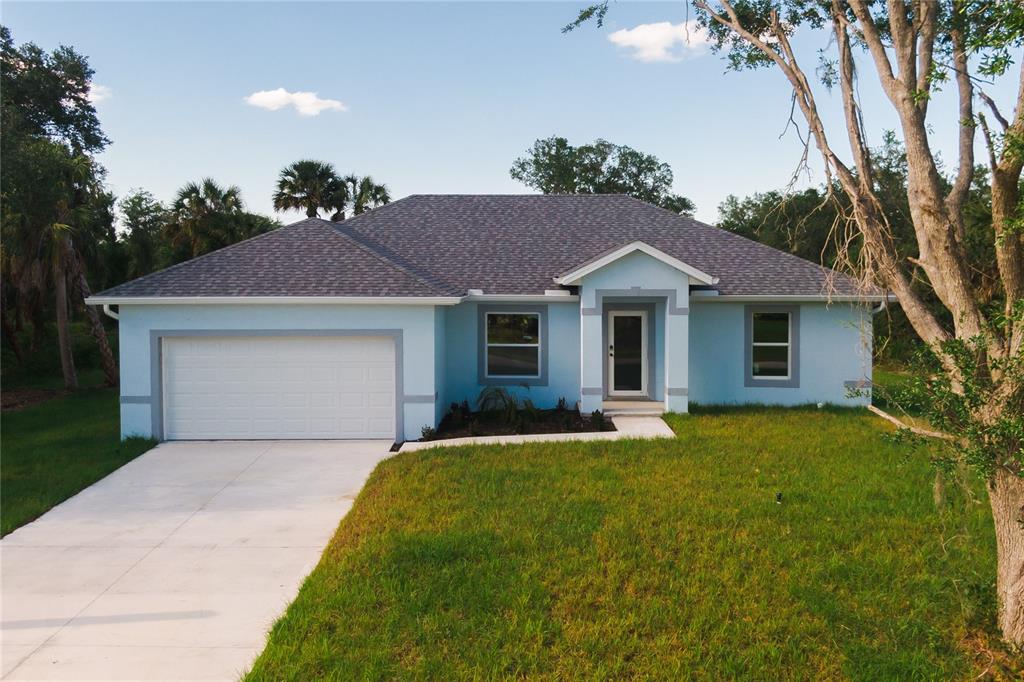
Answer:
(162, 335, 396, 440)
(608, 311, 648, 397)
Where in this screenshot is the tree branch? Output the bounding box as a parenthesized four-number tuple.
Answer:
(914, 0, 937, 114)
(945, 16, 975, 239)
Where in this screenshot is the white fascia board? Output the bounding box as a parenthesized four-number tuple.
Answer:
(690, 293, 896, 303)
(84, 295, 464, 306)
(553, 241, 717, 286)
(464, 293, 580, 302)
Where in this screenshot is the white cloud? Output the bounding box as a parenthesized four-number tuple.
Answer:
(244, 88, 348, 116)
(608, 21, 709, 62)
(87, 84, 112, 104)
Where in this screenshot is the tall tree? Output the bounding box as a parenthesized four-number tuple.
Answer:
(118, 189, 169, 279)
(272, 160, 346, 219)
(568, 0, 1024, 645)
(169, 179, 244, 259)
(510, 135, 696, 215)
(339, 174, 391, 220)
(1, 25, 116, 388)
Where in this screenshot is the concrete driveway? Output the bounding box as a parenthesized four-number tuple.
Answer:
(1, 440, 393, 681)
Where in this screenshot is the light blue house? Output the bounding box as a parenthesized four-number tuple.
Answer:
(89, 195, 883, 442)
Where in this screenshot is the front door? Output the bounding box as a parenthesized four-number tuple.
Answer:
(608, 311, 647, 397)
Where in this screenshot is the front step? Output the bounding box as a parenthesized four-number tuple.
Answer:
(602, 401, 665, 417)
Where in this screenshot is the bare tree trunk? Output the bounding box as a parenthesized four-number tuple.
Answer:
(54, 270, 78, 391)
(30, 300, 46, 353)
(990, 469, 1024, 648)
(2, 305, 25, 363)
(69, 250, 118, 387)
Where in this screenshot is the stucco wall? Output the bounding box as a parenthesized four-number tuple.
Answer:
(442, 300, 581, 411)
(116, 303, 440, 441)
(688, 301, 872, 406)
(577, 250, 690, 412)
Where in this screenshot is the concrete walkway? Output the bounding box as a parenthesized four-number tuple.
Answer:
(400, 415, 675, 452)
(1, 440, 393, 681)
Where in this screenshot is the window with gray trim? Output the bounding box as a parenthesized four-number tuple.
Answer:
(485, 312, 541, 378)
(751, 312, 790, 379)
(744, 305, 800, 389)
(477, 304, 549, 386)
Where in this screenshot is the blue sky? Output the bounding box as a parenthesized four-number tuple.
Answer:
(4, 2, 1019, 224)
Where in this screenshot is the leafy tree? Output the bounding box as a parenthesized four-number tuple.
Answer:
(272, 160, 346, 219)
(0, 26, 107, 153)
(510, 135, 695, 215)
(0, 26, 115, 387)
(339, 174, 391, 220)
(118, 189, 169, 279)
(568, 0, 1024, 645)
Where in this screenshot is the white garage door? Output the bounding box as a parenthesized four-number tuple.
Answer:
(162, 336, 396, 440)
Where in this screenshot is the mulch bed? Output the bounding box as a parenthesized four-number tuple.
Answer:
(424, 406, 615, 441)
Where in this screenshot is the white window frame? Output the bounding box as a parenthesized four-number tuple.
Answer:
(484, 311, 542, 379)
(750, 311, 791, 381)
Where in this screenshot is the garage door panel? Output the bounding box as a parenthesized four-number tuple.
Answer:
(163, 336, 397, 440)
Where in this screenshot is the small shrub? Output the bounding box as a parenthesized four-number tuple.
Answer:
(444, 402, 468, 429)
(420, 425, 437, 441)
(477, 386, 520, 424)
(521, 398, 539, 425)
(590, 409, 607, 431)
(556, 396, 569, 412)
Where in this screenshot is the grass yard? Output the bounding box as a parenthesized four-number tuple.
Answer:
(247, 407, 1010, 680)
(1, 387, 154, 536)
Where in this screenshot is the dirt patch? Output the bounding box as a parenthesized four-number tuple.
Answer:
(1, 387, 66, 411)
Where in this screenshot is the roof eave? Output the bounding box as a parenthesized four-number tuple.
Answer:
(84, 295, 465, 306)
(690, 293, 896, 303)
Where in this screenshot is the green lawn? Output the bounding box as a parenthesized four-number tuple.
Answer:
(246, 407, 1006, 680)
(1, 387, 154, 536)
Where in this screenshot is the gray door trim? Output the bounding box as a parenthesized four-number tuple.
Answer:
(149, 329, 407, 441)
(601, 302, 657, 401)
(583, 288, 688, 316)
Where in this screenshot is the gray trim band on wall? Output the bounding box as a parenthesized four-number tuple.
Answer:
(149, 329, 406, 441)
(120, 395, 152, 404)
(403, 394, 436, 403)
(844, 380, 872, 389)
(743, 305, 801, 389)
(582, 288, 689, 316)
(581, 387, 603, 395)
(476, 304, 550, 387)
(666, 388, 688, 396)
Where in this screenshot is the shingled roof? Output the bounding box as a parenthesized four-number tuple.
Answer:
(94, 194, 873, 299)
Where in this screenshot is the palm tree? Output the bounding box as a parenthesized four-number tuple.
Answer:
(2, 143, 118, 389)
(338, 175, 391, 220)
(272, 160, 346, 219)
(170, 178, 243, 259)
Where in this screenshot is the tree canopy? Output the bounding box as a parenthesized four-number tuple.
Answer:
(510, 136, 696, 215)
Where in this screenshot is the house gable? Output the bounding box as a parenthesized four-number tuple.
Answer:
(553, 241, 717, 287)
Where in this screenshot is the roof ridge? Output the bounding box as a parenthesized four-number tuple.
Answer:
(405, 193, 631, 198)
(325, 220, 460, 296)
